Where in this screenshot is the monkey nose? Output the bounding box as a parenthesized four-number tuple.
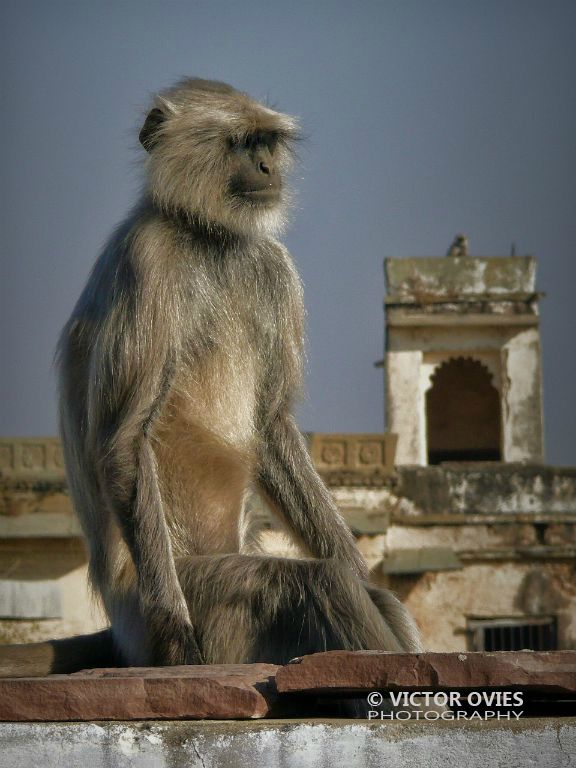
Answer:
(258, 161, 270, 175)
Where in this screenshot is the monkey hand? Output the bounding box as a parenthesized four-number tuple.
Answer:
(150, 619, 205, 666)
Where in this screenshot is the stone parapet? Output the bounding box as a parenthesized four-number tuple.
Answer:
(0, 663, 280, 722)
(276, 650, 576, 695)
(0, 651, 574, 722)
(395, 464, 576, 516)
(385, 256, 537, 302)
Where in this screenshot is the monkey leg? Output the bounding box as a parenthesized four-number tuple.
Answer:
(177, 554, 419, 665)
(109, 554, 422, 666)
(0, 556, 422, 677)
(258, 413, 369, 579)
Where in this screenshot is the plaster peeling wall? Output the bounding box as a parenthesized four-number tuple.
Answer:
(385, 562, 576, 652)
(2, 719, 574, 768)
(501, 328, 544, 462)
(386, 350, 422, 464)
(385, 256, 537, 299)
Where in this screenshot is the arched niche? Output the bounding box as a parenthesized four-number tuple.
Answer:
(426, 356, 501, 464)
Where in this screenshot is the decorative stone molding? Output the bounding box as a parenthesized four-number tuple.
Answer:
(308, 433, 398, 486)
(0, 435, 399, 488)
(0, 440, 75, 537)
(421, 353, 501, 395)
(0, 439, 65, 480)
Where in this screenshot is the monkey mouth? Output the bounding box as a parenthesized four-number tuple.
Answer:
(240, 188, 281, 205)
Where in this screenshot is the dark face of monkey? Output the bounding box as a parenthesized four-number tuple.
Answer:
(227, 131, 282, 205)
(138, 78, 297, 236)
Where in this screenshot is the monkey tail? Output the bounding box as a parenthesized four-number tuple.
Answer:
(363, 582, 424, 653)
(0, 629, 119, 678)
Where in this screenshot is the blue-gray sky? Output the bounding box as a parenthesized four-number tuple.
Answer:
(1, 1, 575, 465)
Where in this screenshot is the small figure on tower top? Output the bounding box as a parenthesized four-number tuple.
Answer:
(446, 233, 469, 257)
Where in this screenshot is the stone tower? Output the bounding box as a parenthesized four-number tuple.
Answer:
(384, 244, 544, 465)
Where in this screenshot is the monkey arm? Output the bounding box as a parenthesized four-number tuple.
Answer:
(84, 265, 203, 666)
(258, 411, 369, 579)
(101, 428, 203, 665)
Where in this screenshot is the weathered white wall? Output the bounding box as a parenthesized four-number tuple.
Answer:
(1, 719, 574, 768)
(382, 561, 576, 653)
(386, 349, 422, 464)
(502, 328, 544, 462)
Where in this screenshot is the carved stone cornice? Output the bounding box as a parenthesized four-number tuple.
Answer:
(0, 438, 66, 481)
(308, 433, 398, 487)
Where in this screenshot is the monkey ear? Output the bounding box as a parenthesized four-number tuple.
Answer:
(139, 108, 166, 152)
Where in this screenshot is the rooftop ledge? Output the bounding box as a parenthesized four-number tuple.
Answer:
(2, 651, 575, 767)
(0, 650, 574, 722)
(384, 256, 537, 300)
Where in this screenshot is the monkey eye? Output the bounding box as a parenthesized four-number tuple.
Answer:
(242, 134, 259, 150)
(228, 135, 256, 152)
(265, 132, 279, 152)
(228, 132, 276, 153)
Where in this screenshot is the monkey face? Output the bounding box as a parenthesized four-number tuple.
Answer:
(139, 78, 298, 236)
(228, 131, 282, 207)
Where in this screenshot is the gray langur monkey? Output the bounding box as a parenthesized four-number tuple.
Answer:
(0, 79, 422, 676)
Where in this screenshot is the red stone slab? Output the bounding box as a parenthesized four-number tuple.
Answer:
(275, 651, 576, 695)
(0, 663, 279, 722)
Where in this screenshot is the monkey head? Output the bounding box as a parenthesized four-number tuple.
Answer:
(139, 78, 299, 236)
